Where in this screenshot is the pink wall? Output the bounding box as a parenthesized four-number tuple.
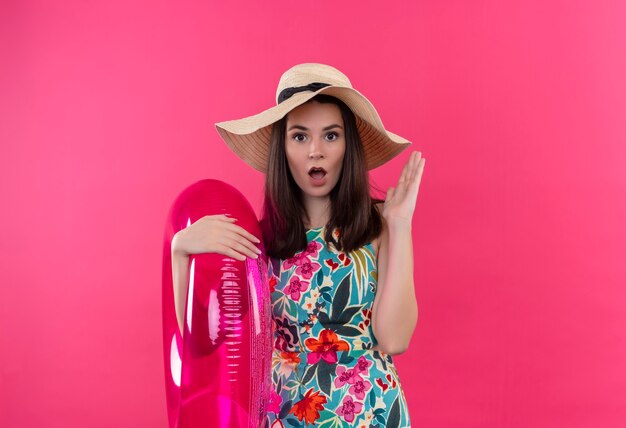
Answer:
(1, 0, 625, 426)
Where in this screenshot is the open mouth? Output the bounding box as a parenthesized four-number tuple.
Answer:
(308, 167, 327, 180)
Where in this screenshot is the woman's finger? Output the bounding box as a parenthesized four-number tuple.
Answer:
(215, 243, 247, 261)
(409, 152, 419, 177)
(385, 186, 395, 204)
(408, 153, 419, 183)
(417, 158, 426, 180)
(398, 156, 410, 185)
(224, 222, 262, 244)
(209, 214, 237, 223)
(404, 158, 424, 206)
(225, 229, 262, 256)
(409, 154, 423, 185)
(412, 157, 425, 186)
(223, 238, 259, 259)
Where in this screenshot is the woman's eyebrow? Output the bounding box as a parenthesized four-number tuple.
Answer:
(287, 124, 344, 131)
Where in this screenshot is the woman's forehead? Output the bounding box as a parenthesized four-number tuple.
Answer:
(285, 102, 343, 128)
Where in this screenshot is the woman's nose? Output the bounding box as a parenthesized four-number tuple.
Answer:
(308, 137, 324, 159)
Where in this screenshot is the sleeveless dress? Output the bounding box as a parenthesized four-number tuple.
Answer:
(263, 226, 411, 428)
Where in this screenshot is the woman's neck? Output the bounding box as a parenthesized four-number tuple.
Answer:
(302, 195, 331, 228)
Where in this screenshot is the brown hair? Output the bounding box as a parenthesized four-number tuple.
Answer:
(261, 94, 383, 259)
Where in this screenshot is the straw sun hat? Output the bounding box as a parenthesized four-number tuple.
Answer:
(215, 63, 411, 173)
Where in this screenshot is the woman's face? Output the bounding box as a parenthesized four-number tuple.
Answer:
(284, 101, 346, 203)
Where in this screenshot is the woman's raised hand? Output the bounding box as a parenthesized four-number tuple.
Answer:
(171, 214, 262, 261)
(383, 151, 425, 224)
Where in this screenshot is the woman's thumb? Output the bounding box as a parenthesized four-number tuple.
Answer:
(386, 187, 395, 202)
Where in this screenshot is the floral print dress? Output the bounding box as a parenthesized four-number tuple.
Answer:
(264, 227, 410, 428)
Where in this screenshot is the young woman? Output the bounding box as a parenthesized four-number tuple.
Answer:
(172, 63, 425, 427)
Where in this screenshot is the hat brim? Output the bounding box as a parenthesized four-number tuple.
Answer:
(215, 86, 411, 173)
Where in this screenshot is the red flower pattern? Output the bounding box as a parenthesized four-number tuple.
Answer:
(324, 258, 339, 271)
(269, 276, 277, 293)
(290, 388, 327, 425)
(304, 329, 350, 364)
(337, 252, 351, 267)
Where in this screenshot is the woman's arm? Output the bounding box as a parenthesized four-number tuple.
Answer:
(371, 216, 417, 355)
(371, 151, 425, 355)
(171, 239, 190, 336)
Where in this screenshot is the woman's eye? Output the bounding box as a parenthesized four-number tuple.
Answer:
(293, 133, 307, 142)
(326, 132, 339, 141)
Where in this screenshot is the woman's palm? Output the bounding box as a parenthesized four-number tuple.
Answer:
(383, 151, 425, 223)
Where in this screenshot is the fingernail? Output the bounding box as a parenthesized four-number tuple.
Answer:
(255, 247, 262, 254)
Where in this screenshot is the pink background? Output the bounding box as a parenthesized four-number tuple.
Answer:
(1, 0, 625, 427)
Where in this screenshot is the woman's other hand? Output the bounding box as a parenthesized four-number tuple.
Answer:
(382, 151, 425, 225)
(171, 214, 262, 261)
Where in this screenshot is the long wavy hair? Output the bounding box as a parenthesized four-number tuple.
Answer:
(260, 94, 383, 259)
